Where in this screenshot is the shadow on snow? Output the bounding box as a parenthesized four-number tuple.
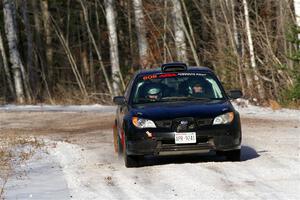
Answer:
(135, 145, 260, 167)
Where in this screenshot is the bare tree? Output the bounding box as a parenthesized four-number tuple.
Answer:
(132, 0, 150, 68)
(0, 0, 298, 103)
(41, 0, 53, 83)
(21, 0, 37, 95)
(0, 28, 14, 97)
(21, 0, 33, 74)
(3, 0, 26, 103)
(171, 0, 188, 63)
(104, 0, 123, 95)
(79, 0, 113, 96)
(243, 0, 265, 100)
(51, 15, 88, 97)
(294, 0, 300, 40)
(79, 11, 90, 77)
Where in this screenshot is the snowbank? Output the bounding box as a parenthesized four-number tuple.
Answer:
(233, 102, 300, 121)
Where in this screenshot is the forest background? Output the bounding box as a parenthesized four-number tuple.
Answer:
(0, 0, 299, 107)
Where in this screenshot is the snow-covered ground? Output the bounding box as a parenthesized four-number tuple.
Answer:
(4, 149, 70, 199)
(233, 102, 300, 121)
(1, 103, 299, 200)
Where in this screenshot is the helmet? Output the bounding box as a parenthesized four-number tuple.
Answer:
(189, 78, 206, 95)
(145, 83, 162, 101)
(147, 87, 161, 95)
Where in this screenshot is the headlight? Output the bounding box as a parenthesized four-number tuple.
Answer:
(213, 112, 234, 125)
(132, 117, 156, 128)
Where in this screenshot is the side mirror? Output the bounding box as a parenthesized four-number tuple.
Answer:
(113, 96, 126, 105)
(227, 90, 243, 99)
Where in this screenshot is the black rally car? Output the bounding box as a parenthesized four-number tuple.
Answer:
(113, 63, 242, 167)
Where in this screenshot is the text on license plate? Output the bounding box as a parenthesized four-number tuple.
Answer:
(175, 132, 196, 144)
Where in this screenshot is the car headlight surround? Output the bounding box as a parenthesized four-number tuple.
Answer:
(132, 117, 156, 128)
(213, 112, 234, 125)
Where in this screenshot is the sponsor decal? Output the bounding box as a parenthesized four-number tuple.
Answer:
(143, 73, 177, 80)
(142, 72, 206, 80)
(177, 73, 206, 76)
(159, 73, 177, 78)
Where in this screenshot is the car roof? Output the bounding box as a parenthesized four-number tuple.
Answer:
(135, 66, 214, 76)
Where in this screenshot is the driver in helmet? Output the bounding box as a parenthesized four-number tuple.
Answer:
(189, 80, 206, 98)
(146, 86, 162, 101)
(192, 83, 204, 94)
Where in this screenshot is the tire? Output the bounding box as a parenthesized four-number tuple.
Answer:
(113, 123, 118, 153)
(225, 149, 241, 162)
(124, 153, 140, 168)
(123, 137, 142, 167)
(216, 150, 225, 157)
(117, 135, 123, 155)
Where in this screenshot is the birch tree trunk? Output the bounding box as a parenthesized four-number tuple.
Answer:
(181, 0, 196, 47)
(241, 15, 253, 91)
(3, 0, 25, 103)
(243, 0, 265, 100)
(226, 0, 244, 92)
(132, 0, 149, 68)
(0, 28, 15, 97)
(230, 0, 240, 52)
(104, 0, 122, 95)
(171, 0, 188, 63)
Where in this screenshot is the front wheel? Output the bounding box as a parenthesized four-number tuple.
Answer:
(113, 123, 119, 153)
(225, 149, 241, 162)
(124, 153, 141, 168)
(117, 135, 123, 156)
(123, 138, 143, 167)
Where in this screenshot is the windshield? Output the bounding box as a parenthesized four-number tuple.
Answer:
(131, 72, 225, 104)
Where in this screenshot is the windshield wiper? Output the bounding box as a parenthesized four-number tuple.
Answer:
(183, 97, 212, 101)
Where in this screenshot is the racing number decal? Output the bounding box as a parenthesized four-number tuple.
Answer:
(143, 74, 158, 80)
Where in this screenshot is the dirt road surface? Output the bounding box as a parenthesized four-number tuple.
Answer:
(0, 107, 299, 199)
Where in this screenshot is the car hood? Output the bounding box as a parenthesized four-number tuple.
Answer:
(130, 100, 234, 120)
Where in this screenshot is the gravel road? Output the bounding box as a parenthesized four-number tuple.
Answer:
(0, 107, 299, 200)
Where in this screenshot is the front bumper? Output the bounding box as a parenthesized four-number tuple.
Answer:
(126, 128, 241, 156)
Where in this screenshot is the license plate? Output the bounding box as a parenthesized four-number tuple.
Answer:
(175, 132, 196, 144)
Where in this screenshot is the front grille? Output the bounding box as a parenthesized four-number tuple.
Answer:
(172, 117, 195, 132)
(155, 120, 172, 128)
(196, 118, 213, 126)
(155, 117, 213, 131)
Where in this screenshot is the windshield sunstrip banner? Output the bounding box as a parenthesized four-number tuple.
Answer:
(143, 72, 206, 80)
